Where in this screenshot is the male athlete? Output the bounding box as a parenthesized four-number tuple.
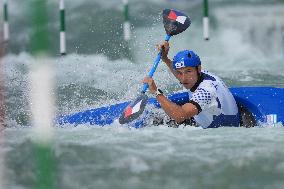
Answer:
(143, 42, 240, 128)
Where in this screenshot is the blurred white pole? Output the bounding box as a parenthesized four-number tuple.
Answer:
(123, 0, 131, 41)
(3, 0, 9, 42)
(59, 0, 66, 55)
(30, 61, 55, 143)
(29, 0, 56, 188)
(203, 0, 209, 41)
(29, 60, 56, 189)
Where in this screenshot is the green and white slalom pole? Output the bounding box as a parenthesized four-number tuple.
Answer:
(59, 0, 66, 55)
(203, 0, 209, 41)
(3, 0, 9, 42)
(123, 0, 131, 41)
(29, 0, 56, 188)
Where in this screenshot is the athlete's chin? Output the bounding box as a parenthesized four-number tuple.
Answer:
(182, 83, 193, 89)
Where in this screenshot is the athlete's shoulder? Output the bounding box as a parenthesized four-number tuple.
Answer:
(197, 71, 217, 92)
(201, 70, 221, 81)
(201, 70, 228, 89)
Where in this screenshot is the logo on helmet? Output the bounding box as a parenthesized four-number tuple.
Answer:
(175, 61, 185, 69)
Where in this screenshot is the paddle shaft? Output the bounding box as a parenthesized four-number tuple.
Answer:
(142, 34, 171, 93)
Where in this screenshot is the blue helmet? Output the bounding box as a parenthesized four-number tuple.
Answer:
(172, 50, 201, 70)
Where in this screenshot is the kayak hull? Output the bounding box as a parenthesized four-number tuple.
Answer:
(57, 87, 284, 128)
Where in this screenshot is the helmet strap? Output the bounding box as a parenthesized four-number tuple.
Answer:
(190, 68, 203, 92)
(196, 66, 201, 78)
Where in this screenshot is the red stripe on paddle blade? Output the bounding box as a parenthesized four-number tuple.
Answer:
(168, 10, 177, 20)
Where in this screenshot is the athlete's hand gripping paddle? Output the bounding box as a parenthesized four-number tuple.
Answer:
(119, 9, 191, 124)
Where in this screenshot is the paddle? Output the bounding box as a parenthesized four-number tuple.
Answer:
(119, 9, 191, 124)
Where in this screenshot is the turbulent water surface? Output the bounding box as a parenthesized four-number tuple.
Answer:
(3, 126, 284, 189)
(1, 0, 284, 188)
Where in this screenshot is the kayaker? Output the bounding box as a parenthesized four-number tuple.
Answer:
(143, 42, 240, 128)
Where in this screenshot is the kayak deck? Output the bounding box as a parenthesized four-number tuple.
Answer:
(57, 87, 284, 128)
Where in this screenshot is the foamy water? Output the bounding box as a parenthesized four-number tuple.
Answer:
(2, 125, 284, 189)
